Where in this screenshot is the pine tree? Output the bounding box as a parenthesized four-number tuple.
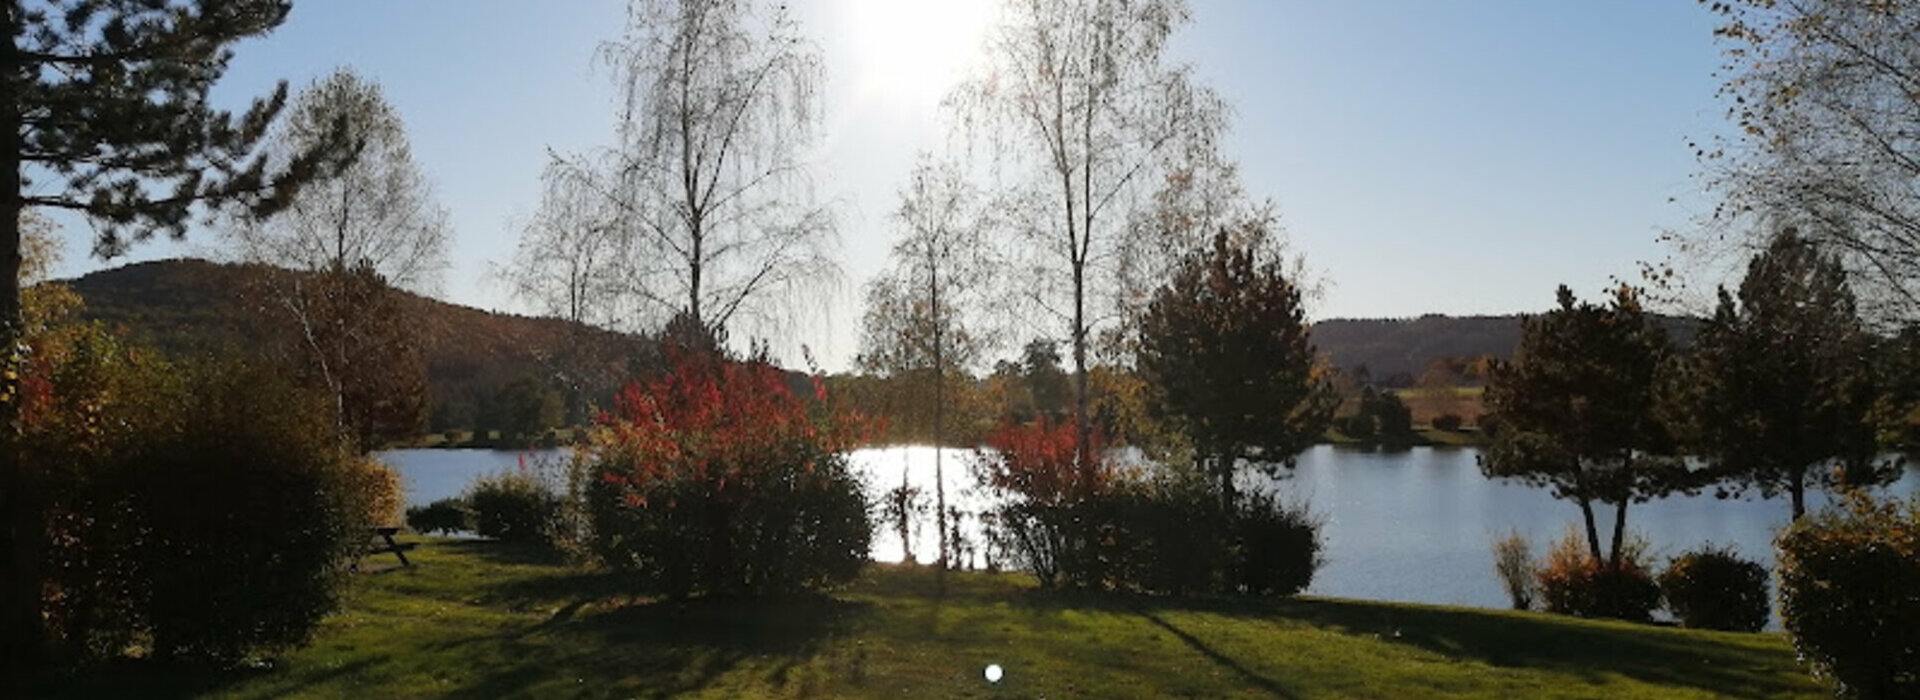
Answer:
(1481, 285, 1691, 568)
(1672, 229, 1892, 520)
(1136, 226, 1336, 510)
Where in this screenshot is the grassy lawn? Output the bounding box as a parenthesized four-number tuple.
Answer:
(34, 540, 1828, 699)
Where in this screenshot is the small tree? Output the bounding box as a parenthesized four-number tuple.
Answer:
(1481, 285, 1691, 569)
(858, 156, 998, 571)
(1136, 226, 1335, 510)
(1670, 229, 1891, 520)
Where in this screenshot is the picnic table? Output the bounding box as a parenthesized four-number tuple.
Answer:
(353, 526, 418, 572)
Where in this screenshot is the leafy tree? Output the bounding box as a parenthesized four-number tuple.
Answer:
(1021, 339, 1071, 422)
(229, 70, 440, 453)
(259, 263, 428, 453)
(492, 375, 563, 444)
(227, 67, 449, 294)
(1668, 229, 1891, 520)
(953, 0, 1229, 469)
(532, 0, 837, 341)
(1696, 0, 1920, 321)
(1342, 386, 1415, 445)
(4, 2, 352, 672)
(1481, 285, 1690, 568)
(1136, 227, 1336, 510)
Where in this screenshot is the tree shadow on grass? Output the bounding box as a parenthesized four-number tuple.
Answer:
(435, 538, 570, 567)
(1029, 590, 1820, 699)
(433, 590, 870, 699)
(26, 655, 383, 700)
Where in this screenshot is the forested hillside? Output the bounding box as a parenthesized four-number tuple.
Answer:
(64, 259, 656, 433)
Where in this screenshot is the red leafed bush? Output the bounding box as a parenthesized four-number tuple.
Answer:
(977, 416, 1106, 506)
(578, 348, 872, 598)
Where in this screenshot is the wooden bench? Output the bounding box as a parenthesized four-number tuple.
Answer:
(353, 526, 418, 572)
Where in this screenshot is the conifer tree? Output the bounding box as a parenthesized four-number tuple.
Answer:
(1671, 229, 1892, 520)
(1481, 285, 1690, 568)
(1136, 226, 1336, 510)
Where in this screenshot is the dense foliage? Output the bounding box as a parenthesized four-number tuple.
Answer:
(1481, 285, 1691, 569)
(1536, 527, 1660, 622)
(465, 466, 564, 544)
(1136, 227, 1336, 508)
(1666, 229, 1891, 519)
(1775, 494, 1920, 699)
(976, 419, 1321, 595)
(1658, 544, 1769, 632)
(578, 348, 872, 598)
(406, 498, 473, 536)
(30, 340, 392, 665)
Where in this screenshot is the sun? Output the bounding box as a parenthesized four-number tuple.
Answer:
(839, 0, 997, 105)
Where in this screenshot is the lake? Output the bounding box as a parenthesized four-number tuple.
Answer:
(380, 445, 1918, 613)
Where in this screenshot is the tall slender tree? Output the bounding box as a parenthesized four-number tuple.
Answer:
(4, 0, 352, 674)
(1481, 285, 1691, 568)
(952, 0, 1228, 472)
(857, 156, 997, 570)
(1670, 228, 1892, 520)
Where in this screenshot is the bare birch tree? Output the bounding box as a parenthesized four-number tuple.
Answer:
(223, 68, 442, 453)
(533, 0, 838, 343)
(505, 160, 625, 327)
(1694, 0, 1920, 325)
(858, 155, 1000, 571)
(229, 67, 449, 294)
(951, 0, 1229, 466)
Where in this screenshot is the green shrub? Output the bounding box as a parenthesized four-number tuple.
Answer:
(1536, 527, 1660, 622)
(406, 497, 473, 535)
(1776, 493, 1920, 699)
(578, 349, 872, 598)
(1491, 529, 1538, 610)
(1230, 491, 1323, 596)
(465, 467, 562, 544)
(1659, 544, 1769, 632)
(975, 427, 1322, 597)
(33, 347, 381, 666)
(1432, 413, 1465, 432)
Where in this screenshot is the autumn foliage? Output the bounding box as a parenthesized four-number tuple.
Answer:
(578, 347, 872, 598)
(977, 415, 1106, 506)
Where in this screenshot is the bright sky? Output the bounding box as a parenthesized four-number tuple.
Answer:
(45, 0, 1731, 371)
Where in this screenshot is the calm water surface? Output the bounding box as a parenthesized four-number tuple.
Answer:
(380, 445, 1918, 613)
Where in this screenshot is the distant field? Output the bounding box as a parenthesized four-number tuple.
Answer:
(35, 540, 1828, 699)
(1398, 386, 1487, 428)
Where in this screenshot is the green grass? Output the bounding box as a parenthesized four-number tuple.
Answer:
(33, 540, 1829, 699)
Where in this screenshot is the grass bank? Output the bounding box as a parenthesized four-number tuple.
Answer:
(35, 540, 1827, 699)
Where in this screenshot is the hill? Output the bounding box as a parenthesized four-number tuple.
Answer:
(63, 258, 656, 433)
(1311, 313, 1700, 384)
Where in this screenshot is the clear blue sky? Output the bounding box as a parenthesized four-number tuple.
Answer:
(46, 0, 1732, 370)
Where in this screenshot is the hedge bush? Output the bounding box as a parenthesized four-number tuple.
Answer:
(406, 497, 473, 535)
(578, 348, 872, 598)
(465, 468, 563, 544)
(31, 343, 386, 666)
(1659, 544, 1769, 632)
(1536, 527, 1660, 622)
(976, 421, 1322, 596)
(1776, 493, 1919, 699)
